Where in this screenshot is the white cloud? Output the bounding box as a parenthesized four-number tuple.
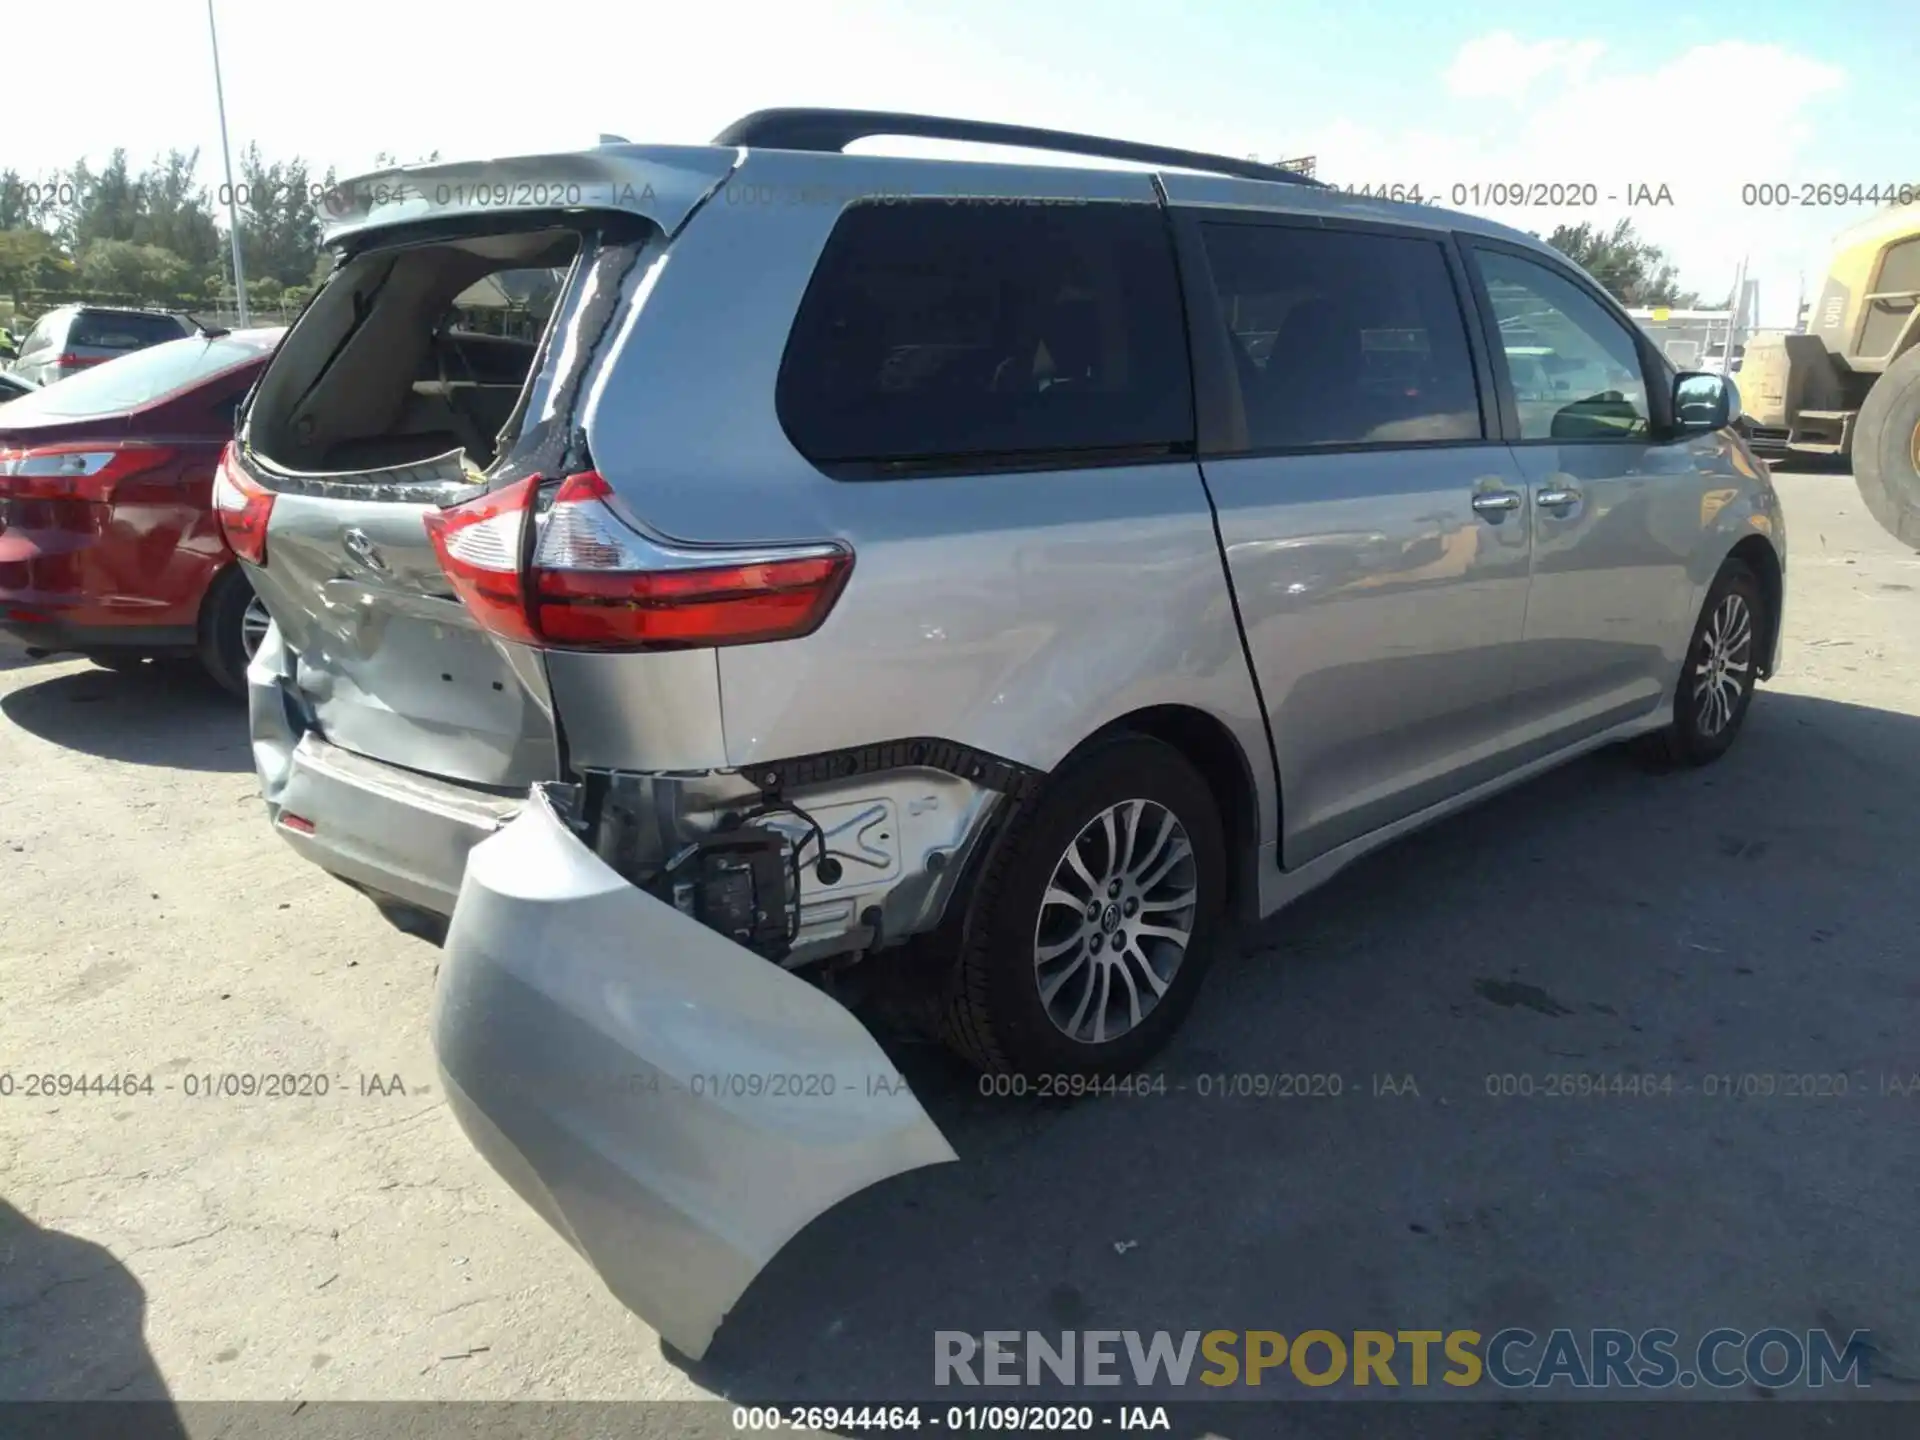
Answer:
(0, 7, 1872, 329)
(1304, 36, 1853, 324)
(1443, 33, 1606, 100)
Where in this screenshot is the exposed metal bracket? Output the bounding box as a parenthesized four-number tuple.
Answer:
(740, 737, 1043, 802)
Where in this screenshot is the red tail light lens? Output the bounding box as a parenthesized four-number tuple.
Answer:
(423, 470, 853, 652)
(421, 477, 541, 644)
(0, 443, 176, 503)
(50, 354, 108, 371)
(211, 443, 274, 563)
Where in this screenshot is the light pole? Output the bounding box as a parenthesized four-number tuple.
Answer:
(207, 0, 249, 326)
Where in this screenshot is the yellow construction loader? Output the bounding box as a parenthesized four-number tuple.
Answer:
(1738, 201, 1920, 548)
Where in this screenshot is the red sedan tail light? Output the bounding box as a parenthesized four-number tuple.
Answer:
(0, 443, 176, 503)
(211, 443, 274, 563)
(423, 470, 853, 652)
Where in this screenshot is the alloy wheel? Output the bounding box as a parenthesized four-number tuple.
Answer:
(240, 595, 272, 659)
(1692, 590, 1753, 738)
(1032, 798, 1198, 1045)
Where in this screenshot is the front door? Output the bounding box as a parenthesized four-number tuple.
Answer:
(1465, 243, 1696, 750)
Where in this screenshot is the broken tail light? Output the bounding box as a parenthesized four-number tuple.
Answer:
(423, 470, 853, 651)
(211, 443, 274, 564)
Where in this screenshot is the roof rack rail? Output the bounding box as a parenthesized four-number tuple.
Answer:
(711, 108, 1323, 188)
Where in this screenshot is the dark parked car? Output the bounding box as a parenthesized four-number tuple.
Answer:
(0, 327, 283, 692)
(8, 306, 193, 387)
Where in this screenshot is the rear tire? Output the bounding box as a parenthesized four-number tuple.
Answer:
(197, 566, 267, 698)
(1854, 347, 1920, 551)
(937, 735, 1227, 1077)
(1641, 559, 1767, 768)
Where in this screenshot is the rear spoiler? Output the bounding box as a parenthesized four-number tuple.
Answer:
(319, 146, 743, 250)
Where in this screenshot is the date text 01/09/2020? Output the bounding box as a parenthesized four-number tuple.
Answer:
(1325, 182, 1675, 207)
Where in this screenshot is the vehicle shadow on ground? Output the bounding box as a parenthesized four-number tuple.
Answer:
(0, 643, 55, 675)
(0, 1199, 188, 1433)
(0, 662, 250, 773)
(681, 690, 1920, 1408)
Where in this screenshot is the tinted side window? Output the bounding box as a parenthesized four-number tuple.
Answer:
(1199, 223, 1481, 452)
(778, 201, 1193, 471)
(1471, 249, 1651, 441)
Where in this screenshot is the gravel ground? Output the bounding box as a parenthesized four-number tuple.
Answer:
(3, 469, 1918, 1414)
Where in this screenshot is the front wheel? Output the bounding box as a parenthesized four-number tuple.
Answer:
(937, 735, 1227, 1077)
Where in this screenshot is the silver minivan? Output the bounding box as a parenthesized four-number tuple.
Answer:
(9, 305, 193, 387)
(224, 110, 1786, 1358)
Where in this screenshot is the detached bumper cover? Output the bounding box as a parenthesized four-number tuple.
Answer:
(432, 788, 957, 1359)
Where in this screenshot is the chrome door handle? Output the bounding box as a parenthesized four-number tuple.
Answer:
(1536, 486, 1581, 511)
(1471, 490, 1523, 517)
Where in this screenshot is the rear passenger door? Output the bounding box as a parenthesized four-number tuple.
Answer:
(1173, 212, 1534, 867)
(1462, 243, 1690, 747)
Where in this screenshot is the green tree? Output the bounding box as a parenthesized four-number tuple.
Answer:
(65, 150, 143, 249)
(131, 150, 221, 277)
(1544, 220, 1701, 307)
(76, 239, 191, 303)
(234, 143, 333, 287)
(1, 168, 75, 235)
(0, 228, 76, 295)
(1, 171, 39, 231)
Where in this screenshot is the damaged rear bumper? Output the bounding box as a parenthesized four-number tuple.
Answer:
(431, 786, 957, 1359)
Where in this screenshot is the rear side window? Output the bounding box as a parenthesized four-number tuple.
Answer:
(70, 312, 186, 350)
(1198, 223, 1482, 451)
(777, 201, 1193, 473)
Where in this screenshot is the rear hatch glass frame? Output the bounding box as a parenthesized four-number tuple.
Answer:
(236, 211, 659, 504)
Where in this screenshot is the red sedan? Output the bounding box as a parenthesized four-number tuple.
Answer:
(0, 326, 283, 693)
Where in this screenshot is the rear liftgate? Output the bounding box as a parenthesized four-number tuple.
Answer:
(434, 791, 957, 1358)
(285, 154, 967, 1355)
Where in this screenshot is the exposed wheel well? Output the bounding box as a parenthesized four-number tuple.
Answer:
(1726, 534, 1783, 678)
(1077, 705, 1263, 925)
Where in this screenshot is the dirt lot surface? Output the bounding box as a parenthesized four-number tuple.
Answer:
(3, 470, 1918, 1416)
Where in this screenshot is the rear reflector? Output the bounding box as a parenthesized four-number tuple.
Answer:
(0, 443, 176, 503)
(211, 443, 274, 564)
(279, 813, 316, 834)
(423, 470, 853, 652)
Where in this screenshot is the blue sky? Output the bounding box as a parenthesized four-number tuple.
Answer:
(8, 0, 1915, 326)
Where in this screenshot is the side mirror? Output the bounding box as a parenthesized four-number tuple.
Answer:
(1673, 371, 1740, 433)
